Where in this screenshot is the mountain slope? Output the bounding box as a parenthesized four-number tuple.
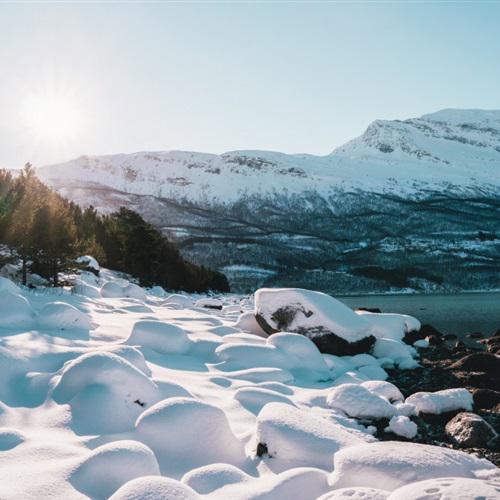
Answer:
(38, 109, 500, 293)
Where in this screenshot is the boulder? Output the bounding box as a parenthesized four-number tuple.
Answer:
(449, 353, 500, 377)
(254, 288, 375, 356)
(445, 412, 497, 448)
(471, 388, 500, 410)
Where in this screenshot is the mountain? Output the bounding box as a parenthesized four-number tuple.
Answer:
(38, 109, 500, 293)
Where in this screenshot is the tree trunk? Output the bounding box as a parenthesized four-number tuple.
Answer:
(21, 256, 27, 286)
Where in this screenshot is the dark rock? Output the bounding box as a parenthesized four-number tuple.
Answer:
(444, 333, 458, 341)
(449, 352, 500, 376)
(472, 389, 500, 410)
(256, 442, 268, 457)
(453, 340, 467, 353)
(492, 329, 500, 338)
(426, 334, 443, 346)
(420, 324, 443, 337)
(445, 412, 497, 448)
(356, 307, 382, 313)
(307, 331, 376, 356)
(467, 332, 484, 339)
(403, 329, 425, 345)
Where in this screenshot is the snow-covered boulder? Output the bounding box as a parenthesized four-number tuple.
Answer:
(123, 283, 147, 301)
(38, 302, 93, 331)
(162, 294, 193, 308)
(233, 311, 268, 337)
(0, 276, 21, 294)
(125, 320, 192, 354)
(326, 384, 397, 419)
(194, 297, 223, 310)
(135, 397, 245, 477)
(254, 402, 373, 470)
(361, 381, 404, 403)
(372, 338, 419, 369)
(384, 416, 418, 439)
(149, 285, 166, 297)
(406, 388, 473, 415)
(318, 487, 389, 500)
(76, 255, 100, 273)
(73, 281, 101, 299)
(0, 291, 33, 329)
(388, 477, 500, 500)
(254, 288, 375, 355)
(109, 476, 200, 500)
(101, 281, 125, 298)
(329, 441, 497, 491)
(356, 311, 420, 341)
(182, 463, 251, 494)
(71, 440, 160, 499)
(234, 386, 295, 413)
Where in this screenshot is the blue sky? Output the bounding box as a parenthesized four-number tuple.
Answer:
(0, 1, 499, 167)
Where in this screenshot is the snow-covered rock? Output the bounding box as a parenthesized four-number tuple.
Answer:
(356, 311, 420, 341)
(326, 384, 397, 419)
(101, 281, 125, 298)
(372, 338, 418, 369)
(162, 294, 193, 308)
(406, 388, 473, 415)
(37, 302, 93, 331)
(254, 288, 375, 355)
(135, 397, 245, 477)
(0, 291, 33, 329)
(123, 283, 147, 301)
(361, 381, 404, 403)
(444, 412, 498, 448)
(384, 416, 418, 439)
(182, 463, 251, 494)
(109, 476, 200, 500)
(125, 320, 192, 354)
(329, 441, 496, 491)
(76, 255, 100, 272)
(254, 402, 373, 470)
(71, 441, 160, 499)
(233, 311, 268, 337)
(73, 281, 101, 298)
(388, 477, 500, 500)
(195, 298, 223, 310)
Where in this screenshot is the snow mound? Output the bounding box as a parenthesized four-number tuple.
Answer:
(135, 397, 245, 477)
(234, 386, 295, 413)
(76, 255, 100, 271)
(71, 440, 160, 499)
(326, 384, 397, 419)
(126, 320, 192, 354)
(254, 288, 372, 343)
(406, 388, 473, 415)
(195, 298, 223, 310)
(222, 332, 267, 345)
(109, 476, 200, 500)
(97, 345, 151, 376)
(388, 477, 500, 500)
(356, 311, 420, 341)
(318, 487, 389, 500)
(233, 311, 268, 337)
(0, 276, 21, 294)
(209, 467, 330, 499)
(215, 343, 291, 370)
(162, 294, 193, 308)
(372, 338, 418, 369)
(0, 291, 33, 329)
(330, 441, 497, 491)
(255, 402, 373, 470)
(73, 281, 101, 298)
(123, 283, 147, 301)
(384, 416, 418, 439)
(101, 281, 125, 298)
(357, 364, 388, 381)
(182, 463, 251, 494)
(149, 285, 166, 297)
(37, 302, 93, 331)
(361, 381, 404, 403)
(0, 428, 25, 451)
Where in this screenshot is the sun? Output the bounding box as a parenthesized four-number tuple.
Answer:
(21, 91, 82, 143)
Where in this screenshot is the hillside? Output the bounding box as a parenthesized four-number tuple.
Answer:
(38, 109, 500, 293)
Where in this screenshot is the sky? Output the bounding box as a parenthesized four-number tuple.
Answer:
(0, 1, 499, 168)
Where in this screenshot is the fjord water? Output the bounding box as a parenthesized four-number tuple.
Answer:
(340, 291, 500, 338)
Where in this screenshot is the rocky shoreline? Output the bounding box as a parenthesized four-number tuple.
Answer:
(386, 326, 500, 466)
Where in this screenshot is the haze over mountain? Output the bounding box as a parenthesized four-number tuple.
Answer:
(39, 109, 500, 293)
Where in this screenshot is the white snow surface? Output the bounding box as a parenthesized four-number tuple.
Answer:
(0, 274, 497, 499)
(405, 388, 474, 415)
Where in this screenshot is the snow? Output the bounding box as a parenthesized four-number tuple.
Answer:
(384, 416, 418, 439)
(70, 440, 160, 499)
(0, 268, 497, 498)
(37, 301, 93, 331)
(0, 276, 21, 294)
(135, 397, 246, 478)
(109, 476, 200, 500)
(387, 477, 500, 500)
(125, 320, 192, 354)
(76, 255, 100, 271)
(254, 402, 373, 470)
(0, 291, 33, 329)
(355, 311, 421, 341)
(195, 297, 223, 309)
(254, 288, 372, 342)
(405, 388, 474, 415)
(326, 384, 397, 419)
(329, 441, 497, 491)
(318, 487, 389, 500)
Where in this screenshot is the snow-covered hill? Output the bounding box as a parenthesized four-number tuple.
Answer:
(38, 109, 500, 293)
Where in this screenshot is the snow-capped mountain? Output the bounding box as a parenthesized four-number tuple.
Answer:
(38, 109, 500, 293)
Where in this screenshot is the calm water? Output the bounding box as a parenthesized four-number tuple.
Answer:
(340, 291, 500, 338)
